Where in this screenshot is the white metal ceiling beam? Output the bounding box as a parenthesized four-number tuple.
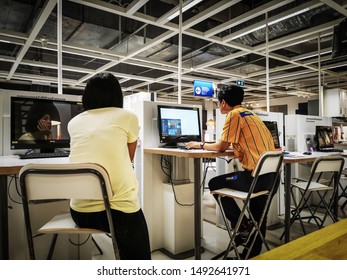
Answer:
(205, 0, 295, 38)
(178, 0, 240, 30)
(247, 53, 333, 80)
(255, 19, 341, 51)
(223, 0, 323, 42)
(67, 0, 311, 93)
(125, 0, 149, 15)
(196, 19, 341, 76)
(67, 0, 244, 88)
(68, 0, 177, 32)
(2, 0, 346, 99)
(156, 0, 204, 25)
(6, 0, 57, 80)
(319, 0, 347, 17)
(72, 29, 178, 86)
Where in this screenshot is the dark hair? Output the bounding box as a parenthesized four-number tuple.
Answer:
(82, 72, 123, 110)
(25, 102, 60, 132)
(217, 85, 244, 106)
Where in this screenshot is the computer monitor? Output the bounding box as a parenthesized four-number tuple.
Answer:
(263, 121, 281, 149)
(157, 104, 202, 147)
(315, 125, 334, 151)
(10, 96, 84, 153)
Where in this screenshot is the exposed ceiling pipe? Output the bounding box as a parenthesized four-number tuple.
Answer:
(266, 12, 270, 112)
(177, 0, 182, 104)
(57, 0, 62, 94)
(318, 33, 323, 116)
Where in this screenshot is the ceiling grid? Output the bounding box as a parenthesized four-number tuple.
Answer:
(0, 0, 347, 103)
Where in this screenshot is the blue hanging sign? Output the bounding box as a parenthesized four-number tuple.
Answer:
(194, 80, 214, 97)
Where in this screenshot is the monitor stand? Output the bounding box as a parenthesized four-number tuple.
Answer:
(162, 142, 179, 148)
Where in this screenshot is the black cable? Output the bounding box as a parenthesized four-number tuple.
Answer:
(13, 174, 22, 197)
(24, 149, 35, 156)
(160, 155, 194, 207)
(7, 174, 22, 205)
(69, 234, 91, 247)
(217, 156, 233, 164)
(202, 159, 215, 190)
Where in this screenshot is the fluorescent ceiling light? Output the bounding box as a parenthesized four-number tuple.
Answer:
(229, 8, 310, 40)
(269, 8, 310, 25)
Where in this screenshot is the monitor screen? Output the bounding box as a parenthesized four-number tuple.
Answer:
(157, 104, 201, 147)
(10, 96, 84, 153)
(263, 121, 281, 149)
(316, 125, 334, 150)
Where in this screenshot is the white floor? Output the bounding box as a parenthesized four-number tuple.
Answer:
(151, 221, 230, 260)
(88, 190, 347, 260)
(91, 220, 230, 260)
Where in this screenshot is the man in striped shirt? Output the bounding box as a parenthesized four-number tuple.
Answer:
(186, 85, 276, 258)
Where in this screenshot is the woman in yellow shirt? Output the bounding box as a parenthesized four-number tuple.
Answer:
(68, 72, 151, 260)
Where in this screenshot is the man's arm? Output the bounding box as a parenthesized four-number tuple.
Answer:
(185, 140, 231, 152)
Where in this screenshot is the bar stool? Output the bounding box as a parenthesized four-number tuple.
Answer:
(287, 156, 344, 236)
(211, 151, 283, 260)
(19, 163, 121, 260)
(338, 169, 347, 210)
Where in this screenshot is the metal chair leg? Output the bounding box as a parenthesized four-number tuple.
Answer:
(92, 236, 104, 255)
(47, 234, 58, 260)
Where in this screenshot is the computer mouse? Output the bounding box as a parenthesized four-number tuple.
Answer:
(303, 152, 312, 155)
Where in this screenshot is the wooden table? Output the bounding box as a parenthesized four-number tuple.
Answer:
(144, 148, 234, 260)
(252, 218, 347, 259)
(0, 155, 68, 260)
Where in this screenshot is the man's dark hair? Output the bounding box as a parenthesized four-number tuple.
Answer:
(217, 85, 244, 107)
(82, 72, 123, 110)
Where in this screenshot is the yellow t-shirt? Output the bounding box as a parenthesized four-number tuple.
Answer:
(221, 105, 275, 171)
(68, 107, 140, 213)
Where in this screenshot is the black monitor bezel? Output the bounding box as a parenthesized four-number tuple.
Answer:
(10, 96, 83, 152)
(263, 120, 281, 149)
(157, 104, 202, 146)
(315, 125, 334, 150)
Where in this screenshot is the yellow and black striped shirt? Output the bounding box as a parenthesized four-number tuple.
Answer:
(221, 105, 275, 171)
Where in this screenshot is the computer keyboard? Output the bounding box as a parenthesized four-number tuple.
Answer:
(176, 143, 187, 149)
(318, 149, 343, 153)
(19, 151, 70, 159)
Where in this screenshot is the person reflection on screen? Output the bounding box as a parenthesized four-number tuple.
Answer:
(18, 103, 57, 141)
(68, 72, 151, 260)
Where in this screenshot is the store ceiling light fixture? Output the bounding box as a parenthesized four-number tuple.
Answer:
(229, 8, 310, 40)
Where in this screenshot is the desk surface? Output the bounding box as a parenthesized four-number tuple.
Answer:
(253, 218, 347, 260)
(0, 155, 68, 175)
(144, 147, 234, 158)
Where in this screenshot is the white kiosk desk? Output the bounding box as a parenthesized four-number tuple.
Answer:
(144, 148, 234, 260)
(0, 155, 68, 260)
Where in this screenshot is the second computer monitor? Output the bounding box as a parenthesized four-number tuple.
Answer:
(263, 120, 281, 149)
(157, 104, 202, 147)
